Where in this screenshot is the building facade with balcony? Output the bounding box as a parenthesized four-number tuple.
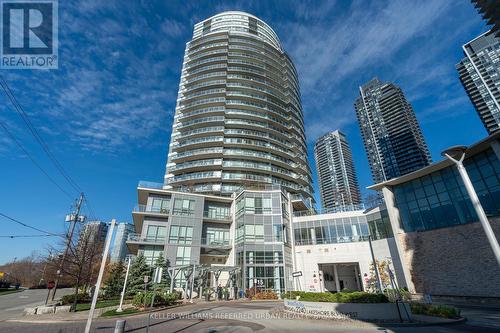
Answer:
(109, 222, 135, 263)
(355, 78, 432, 184)
(127, 181, 406, 295)
(164, 11, 313, 203)
(456, 31, 500, 134)
(314, 130, 362, 210)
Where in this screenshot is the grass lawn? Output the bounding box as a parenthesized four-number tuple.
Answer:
(100, 307, 140, 317)
(0, 289, 23, 296)
(75, 299, 120, 312)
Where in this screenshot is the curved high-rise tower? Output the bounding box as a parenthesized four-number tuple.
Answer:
(164, 11, 313, 201)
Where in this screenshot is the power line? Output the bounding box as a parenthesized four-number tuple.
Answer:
(0, 75, 82, 194)
(0, 120, 74, 200)
(0, 212, 63, 238)
(0, 234, 61, 238)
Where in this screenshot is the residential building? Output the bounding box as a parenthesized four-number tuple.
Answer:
(354, 78, 432, 184)
(78, 221, 108, 250)
(456, 31, 500, 134)
(127, 181, 404, 294)
(164, 11, 313, 204)
(109, 223, 135, 263)
(471, 0, 500, 38)
(314, 130, 362, 210)
(369, 131, 500, 300)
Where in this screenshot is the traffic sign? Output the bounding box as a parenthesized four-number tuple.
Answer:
(292, 271, 302, 277)
(47, 281, 55, 289)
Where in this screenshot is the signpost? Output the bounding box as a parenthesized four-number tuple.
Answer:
(146, 267, 162, 333)
(45, 281, 55, 305)
(291, 271, 302, 292)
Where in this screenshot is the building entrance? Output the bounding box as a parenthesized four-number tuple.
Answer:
(318, 263, 362, 292)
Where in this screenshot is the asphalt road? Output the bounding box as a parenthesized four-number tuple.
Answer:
(0, 288, 73, 321)
(0, 300, 499, 333)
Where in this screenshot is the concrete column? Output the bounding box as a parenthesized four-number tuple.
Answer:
(354, 264, 362, 291)
(333, 264, 340, 292)
(382, 186, 416, 293)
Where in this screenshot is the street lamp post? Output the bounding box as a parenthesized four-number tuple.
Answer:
(442, 146, 500, 266)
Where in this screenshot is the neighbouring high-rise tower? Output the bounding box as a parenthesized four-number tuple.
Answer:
(164, 11, 313, 202)
(314, 130, 361, 210)
(456, 31, 500, 134)
(355, 78, 431, 184)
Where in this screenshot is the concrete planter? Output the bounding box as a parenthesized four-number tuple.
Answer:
(284, 299, 412, 321)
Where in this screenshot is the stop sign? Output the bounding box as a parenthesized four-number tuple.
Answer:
(47, 281, 55, 289)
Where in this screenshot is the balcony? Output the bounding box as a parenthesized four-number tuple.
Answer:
(127, 233, 165, 244)
(203, 210, 232, 222)
(126, 233, 165, 252)
(201, 238, 231, 249)
(133, 204, 170, 216)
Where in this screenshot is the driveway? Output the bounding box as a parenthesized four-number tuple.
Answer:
(1, 300, 500, 333)
(0, 288, 73, 321)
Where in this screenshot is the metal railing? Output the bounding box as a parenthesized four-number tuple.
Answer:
(127, 233, 165, 244)
(293, 204, 366, 217)
(137, 181, 164, 190)
(133, 204, 170, 215)
(201, 238, 231, 247)
(203, 211, 231, 220)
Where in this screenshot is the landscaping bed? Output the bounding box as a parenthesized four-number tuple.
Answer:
(283, 291, 389, 303)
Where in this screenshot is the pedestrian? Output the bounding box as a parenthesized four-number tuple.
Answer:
(217, 284, 222, 301)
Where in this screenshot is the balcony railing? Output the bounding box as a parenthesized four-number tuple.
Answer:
(293, 204, 366, 217)
(203, 211, 231, 221)
(127, 233, 165, 244)
(138, 181, 164, 189)
(201, 238, 231, 248)
(133, 204, 170, 215)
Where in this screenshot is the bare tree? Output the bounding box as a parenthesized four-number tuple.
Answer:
(46, 223, 104, 309)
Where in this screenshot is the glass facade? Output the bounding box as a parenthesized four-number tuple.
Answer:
(235, 190, 291, 294)
(393, 147, 500, 232)
(293, 209, 392, 246)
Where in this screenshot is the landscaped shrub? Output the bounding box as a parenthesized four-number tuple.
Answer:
(253, 291, 278, 300)
(283, 291, 388, 303)
(61, 293, 90, 305)
(410, 303, 461, 319)
(384, 288, 411, 302)
(132, 291, 180, 308)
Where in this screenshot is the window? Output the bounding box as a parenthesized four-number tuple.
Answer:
(169, 225, 193, 244)
(150, 196, 170, 213)
(173, 199, 195, 216)
(143, 245, 163, 265)
(393, 148, 500, 232)
(175, 246, 192, 265)
(146, 225, 166, 242)
(205, 227, 229, 245)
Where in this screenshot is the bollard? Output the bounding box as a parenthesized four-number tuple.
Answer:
(114, 319, 126, 333)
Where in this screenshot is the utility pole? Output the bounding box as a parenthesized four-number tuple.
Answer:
(50, 193, 84, 301)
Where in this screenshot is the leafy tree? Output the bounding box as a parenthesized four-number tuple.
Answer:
(103, 262, 125, 298)
(126, 254, 151, 296)
(154, 253, 171, 290)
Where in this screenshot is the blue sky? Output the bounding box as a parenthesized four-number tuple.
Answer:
(0, 0, 491, 263)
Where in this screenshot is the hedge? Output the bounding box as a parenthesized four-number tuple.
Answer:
(283, 291, 389, 303)
(410, 303, 461, 319)
(132, 291, 180, 308)
(61, 293, 91, 305)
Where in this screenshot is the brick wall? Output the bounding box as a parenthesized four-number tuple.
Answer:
(399, 218, 500, 298)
